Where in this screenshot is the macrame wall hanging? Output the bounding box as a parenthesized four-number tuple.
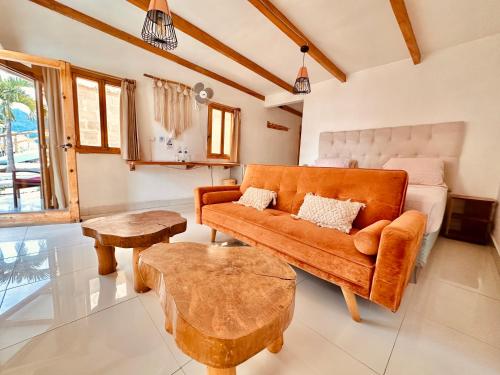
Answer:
(150, 76, 194, 137)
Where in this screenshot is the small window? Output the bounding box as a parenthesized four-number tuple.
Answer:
(207, 103, 236, 159)
(73, 68, 121, 154)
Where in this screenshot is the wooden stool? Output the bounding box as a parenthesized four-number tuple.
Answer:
(138, 242, 296, 374)
(81, 210, 186, 292)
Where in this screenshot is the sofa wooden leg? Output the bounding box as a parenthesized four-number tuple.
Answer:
(211, 228, 217, 243)
(341, 287, 361, 322)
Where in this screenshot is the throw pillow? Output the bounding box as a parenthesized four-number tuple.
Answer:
(383, 157, 445, 186)
(314, 158, 358, 168)
(292, 193, 365, 233)
(234, 187, 277, 211)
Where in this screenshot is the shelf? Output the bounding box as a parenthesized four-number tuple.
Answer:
(449, 193, 497, 203)
(127, 160, 239, 171)
(444, 229, 490, 245)
(450, 212, 491, 224)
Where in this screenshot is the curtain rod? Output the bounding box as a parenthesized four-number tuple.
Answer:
(143, 73, 191, 89)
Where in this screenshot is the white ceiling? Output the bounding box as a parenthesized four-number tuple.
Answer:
(7, 0, 500, 98)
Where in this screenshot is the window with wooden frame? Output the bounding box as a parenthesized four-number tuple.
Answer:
(207, 102, 236, 159)
(72, 67, 121, 154)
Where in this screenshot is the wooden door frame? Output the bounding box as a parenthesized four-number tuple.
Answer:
(0, 50, 80, 226)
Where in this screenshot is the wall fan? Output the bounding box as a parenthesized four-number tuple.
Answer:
(193, 82, 214, 104)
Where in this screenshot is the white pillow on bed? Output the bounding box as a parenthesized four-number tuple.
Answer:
(383, 157, 445, 186)
(314, 158, 357, 168)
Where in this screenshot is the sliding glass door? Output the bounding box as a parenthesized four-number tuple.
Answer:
(0, 50, 80, 226)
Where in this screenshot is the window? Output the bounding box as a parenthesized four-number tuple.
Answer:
(72, 68, 121, 153)
(207, 102, 236, 159)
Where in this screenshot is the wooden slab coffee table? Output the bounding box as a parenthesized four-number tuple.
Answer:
(138, 242, 296, 375)
(81, 210, 187, 292)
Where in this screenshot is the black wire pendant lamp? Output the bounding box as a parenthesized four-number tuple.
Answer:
(293, 45, 311, 95)
(142, 0, 178, 51)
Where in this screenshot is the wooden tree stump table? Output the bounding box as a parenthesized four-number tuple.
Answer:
(81, 210, 187, 292)
(138, 242, 296, 375)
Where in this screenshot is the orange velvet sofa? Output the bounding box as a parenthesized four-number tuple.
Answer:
(194, 164, 426, 321)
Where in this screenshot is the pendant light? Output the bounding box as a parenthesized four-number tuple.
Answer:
(293, 45, 311, 95)
(142, 0, 178, 51)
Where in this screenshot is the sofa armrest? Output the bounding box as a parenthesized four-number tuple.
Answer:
(194, 185, 241, 224)
(369, 210, 426, 312)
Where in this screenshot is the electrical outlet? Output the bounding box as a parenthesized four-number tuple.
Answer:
(166, 138, 174, 150)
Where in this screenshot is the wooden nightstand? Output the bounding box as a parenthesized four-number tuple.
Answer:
(442, 194, 497, 245)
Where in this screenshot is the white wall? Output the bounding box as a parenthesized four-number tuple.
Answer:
(0, 1, 301, 214)
(293, 34, 500, 199)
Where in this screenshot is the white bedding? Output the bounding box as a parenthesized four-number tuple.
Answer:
(404, 185, 448, 233)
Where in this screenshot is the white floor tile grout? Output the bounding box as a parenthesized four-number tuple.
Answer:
(412, 313, 500, 351)
(1, 219, 499, 374)
(426, 274, 500, 301)
(0, 295, 140, 351)
(382, 293, 413, 375)
(137, 293, 187, 370)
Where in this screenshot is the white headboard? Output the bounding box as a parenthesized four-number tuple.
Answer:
(318, 122, 465, 189)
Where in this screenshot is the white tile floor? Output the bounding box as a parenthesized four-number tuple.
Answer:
(0, 210, 499, 374)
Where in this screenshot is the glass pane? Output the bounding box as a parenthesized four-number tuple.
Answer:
(105, 84, 121, 148)
(223, 112, 233, 156)
(211, 109, 222, 154)
(76, 77, 101, 146)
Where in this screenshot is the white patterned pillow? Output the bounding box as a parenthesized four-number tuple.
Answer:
(234, 187, 277, 211)
(292, 193, 365, 233)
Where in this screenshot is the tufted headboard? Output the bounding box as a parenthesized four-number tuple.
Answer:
(318, 122, 465, 189)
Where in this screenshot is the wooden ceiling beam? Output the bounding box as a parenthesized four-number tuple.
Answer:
(390, 0, 421, 64)
(29, 0, 265, 100)
(127, 0, 294, 93)
(278, 105, 302, 117)
(248, 0, 346, 83)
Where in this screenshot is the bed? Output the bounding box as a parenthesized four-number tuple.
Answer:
(317, 122, 465, 269)
(404, 184, 448, 266)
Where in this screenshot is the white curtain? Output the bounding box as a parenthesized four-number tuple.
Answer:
(120, 80, 140, 161)
(42, 67, 67, 209)
(153, 79, 192, 137)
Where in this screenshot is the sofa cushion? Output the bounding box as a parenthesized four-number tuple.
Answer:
(202, 203, 375, 289)
(240, 164, 408, 229)
(353, 220, 392, 256)
(202, 190, 242, 205)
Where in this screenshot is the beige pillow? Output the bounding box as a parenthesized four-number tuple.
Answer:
(234, 187, 277, 211)
(292, 193, 365, 233)
(383, 157, 445, 186)
(314, 158, 358, 168)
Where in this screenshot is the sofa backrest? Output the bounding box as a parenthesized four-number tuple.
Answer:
(240, 164, 408, 229)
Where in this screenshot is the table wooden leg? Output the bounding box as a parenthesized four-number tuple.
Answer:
(267, 334, 284, 353)
(94, 240, 117, 275)
(164, 314, 173, 334)
(207, 367, 236, 375)
(133, 246, 150, 293)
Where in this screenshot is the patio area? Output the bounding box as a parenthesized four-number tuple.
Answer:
(0, 167, 42, 213)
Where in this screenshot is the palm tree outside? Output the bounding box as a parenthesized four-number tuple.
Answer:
(0, 75, 36, 173)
